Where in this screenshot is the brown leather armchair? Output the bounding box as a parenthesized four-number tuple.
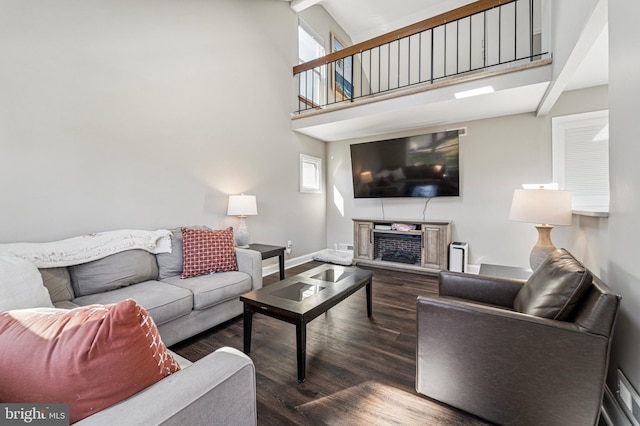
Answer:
(416, 249, 620, 426)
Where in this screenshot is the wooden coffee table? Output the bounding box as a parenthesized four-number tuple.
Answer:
(240, 264, 373, 382)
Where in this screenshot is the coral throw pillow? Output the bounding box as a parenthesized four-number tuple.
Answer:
(0, 300, 180, 423)
(181, 227, 238, 278)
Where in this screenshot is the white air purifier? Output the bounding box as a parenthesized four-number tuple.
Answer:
(449, 242, 469, 273)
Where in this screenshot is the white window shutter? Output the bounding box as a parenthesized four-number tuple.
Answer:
(552, 110, 609, 212)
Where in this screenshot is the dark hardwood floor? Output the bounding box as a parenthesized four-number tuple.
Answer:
(171, 261, 492, 425)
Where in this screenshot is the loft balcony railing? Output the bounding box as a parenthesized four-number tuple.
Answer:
(293, 0, 549, 115)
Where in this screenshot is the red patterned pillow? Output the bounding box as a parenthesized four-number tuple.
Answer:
(0, 300, 180, 423)
(181, 227, 238, 278)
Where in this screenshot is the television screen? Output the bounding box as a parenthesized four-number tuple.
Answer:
(350, 130, 460, 198)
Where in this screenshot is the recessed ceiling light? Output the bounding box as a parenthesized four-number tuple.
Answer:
(454, 86, 495, 99)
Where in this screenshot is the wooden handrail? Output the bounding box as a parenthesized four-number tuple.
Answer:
(293, 0, 513, 75)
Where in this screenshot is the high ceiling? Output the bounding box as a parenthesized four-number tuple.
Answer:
(320, 0, 475, 44)
(289, 0, 608, 142)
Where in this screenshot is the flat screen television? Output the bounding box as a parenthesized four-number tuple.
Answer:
(350, 130, 460, 198)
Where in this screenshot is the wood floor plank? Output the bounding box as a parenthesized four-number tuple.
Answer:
(171, 261, 492, 425)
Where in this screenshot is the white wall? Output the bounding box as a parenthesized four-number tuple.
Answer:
(599, 0, 640, 399)
(551, 0, 640, 401)
(548, 0, 600, 80)
(299, 4, 352, 51)
(326, 85, 608, 268)
(0, 0, 326, 259)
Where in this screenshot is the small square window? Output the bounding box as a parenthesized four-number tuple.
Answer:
(300, 154, 322, 193)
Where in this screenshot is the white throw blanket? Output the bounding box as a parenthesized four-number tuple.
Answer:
(0, 229, 173, 268)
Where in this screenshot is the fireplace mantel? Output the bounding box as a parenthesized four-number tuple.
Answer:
(352, 218, 451, 275)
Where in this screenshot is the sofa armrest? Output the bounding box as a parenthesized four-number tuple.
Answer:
(416, 295, 610, 425)
(438, 271, 524, 308)
(76, 347, 256, 426)
(235, 248, 263, 291)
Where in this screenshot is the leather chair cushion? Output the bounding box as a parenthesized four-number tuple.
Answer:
(514, 249, 592, 320)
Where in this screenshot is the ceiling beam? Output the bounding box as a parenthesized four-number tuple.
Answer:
(536, 0, 607, 116)
(290, 0, 322, 13)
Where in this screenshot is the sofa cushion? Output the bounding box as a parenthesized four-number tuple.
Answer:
(0, 255, 53, 311)
(69, 249, 159, 297)
(40, 267, 74, 302)
(155, 226, 210, 280)
(514, 249, 592, 320)
(73, 280, 193, 326)
(162, 271, 252, 310)
(0, 300, 180, 423)
(181, 227, 238, 279)
(156, 228, 185, 280)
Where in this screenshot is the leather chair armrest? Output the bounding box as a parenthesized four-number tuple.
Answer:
(416, 295, 609, 425)
(438, 271, 524, 308)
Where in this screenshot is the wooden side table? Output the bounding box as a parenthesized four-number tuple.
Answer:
(247, 243, 286, 280)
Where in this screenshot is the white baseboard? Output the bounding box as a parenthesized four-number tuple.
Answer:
(262, 252, 483, 277)
(602, 384, 633, 426)
(261, 251, 317, 277)
(467, 264, 480, 274)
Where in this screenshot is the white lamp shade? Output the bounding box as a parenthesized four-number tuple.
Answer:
(360, 171, 373, 184)
(509, 189, 572, 226)
(227, 194, 257, 217)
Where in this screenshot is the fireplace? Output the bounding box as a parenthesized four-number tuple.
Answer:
(374, 233, 422, 265)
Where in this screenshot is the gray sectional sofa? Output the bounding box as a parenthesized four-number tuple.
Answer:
(35, 227, 263, 425)
(40, 228, 263, 346)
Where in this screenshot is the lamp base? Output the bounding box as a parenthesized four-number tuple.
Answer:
(234, 217, 250, 248)
(529, 225, 556, 270)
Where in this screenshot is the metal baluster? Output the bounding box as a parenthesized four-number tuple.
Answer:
(498, 5, 502, 65)
(369, 48, 372, 95)
(418, 31, 423, 83)
(359, 51, 363, 98)
(397, 39, 401, 88)
(430, 29, 434, 84)
(407, 36, 411, 86)
(325, 63, 329, 107)
(387, 42, 391, 92)
(456, 20, 459, 75)
(297, 72, 301, 113)
(515, 1, 518, 61)
(483, 11, 487, 69)
(350, 54, 354, 101)
(331, 61, 338, 103)
(470, 15, 475, 69)
(529, 0, 534, 60)
(378, 45, 381, 95)
(307, 69, 316, 108)
(444, 24, 447, 77)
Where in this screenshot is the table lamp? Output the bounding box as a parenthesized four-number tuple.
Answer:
(509, 188, 572, 270)
(227, 194, 257, 248)
(360, 171, 373, 184)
